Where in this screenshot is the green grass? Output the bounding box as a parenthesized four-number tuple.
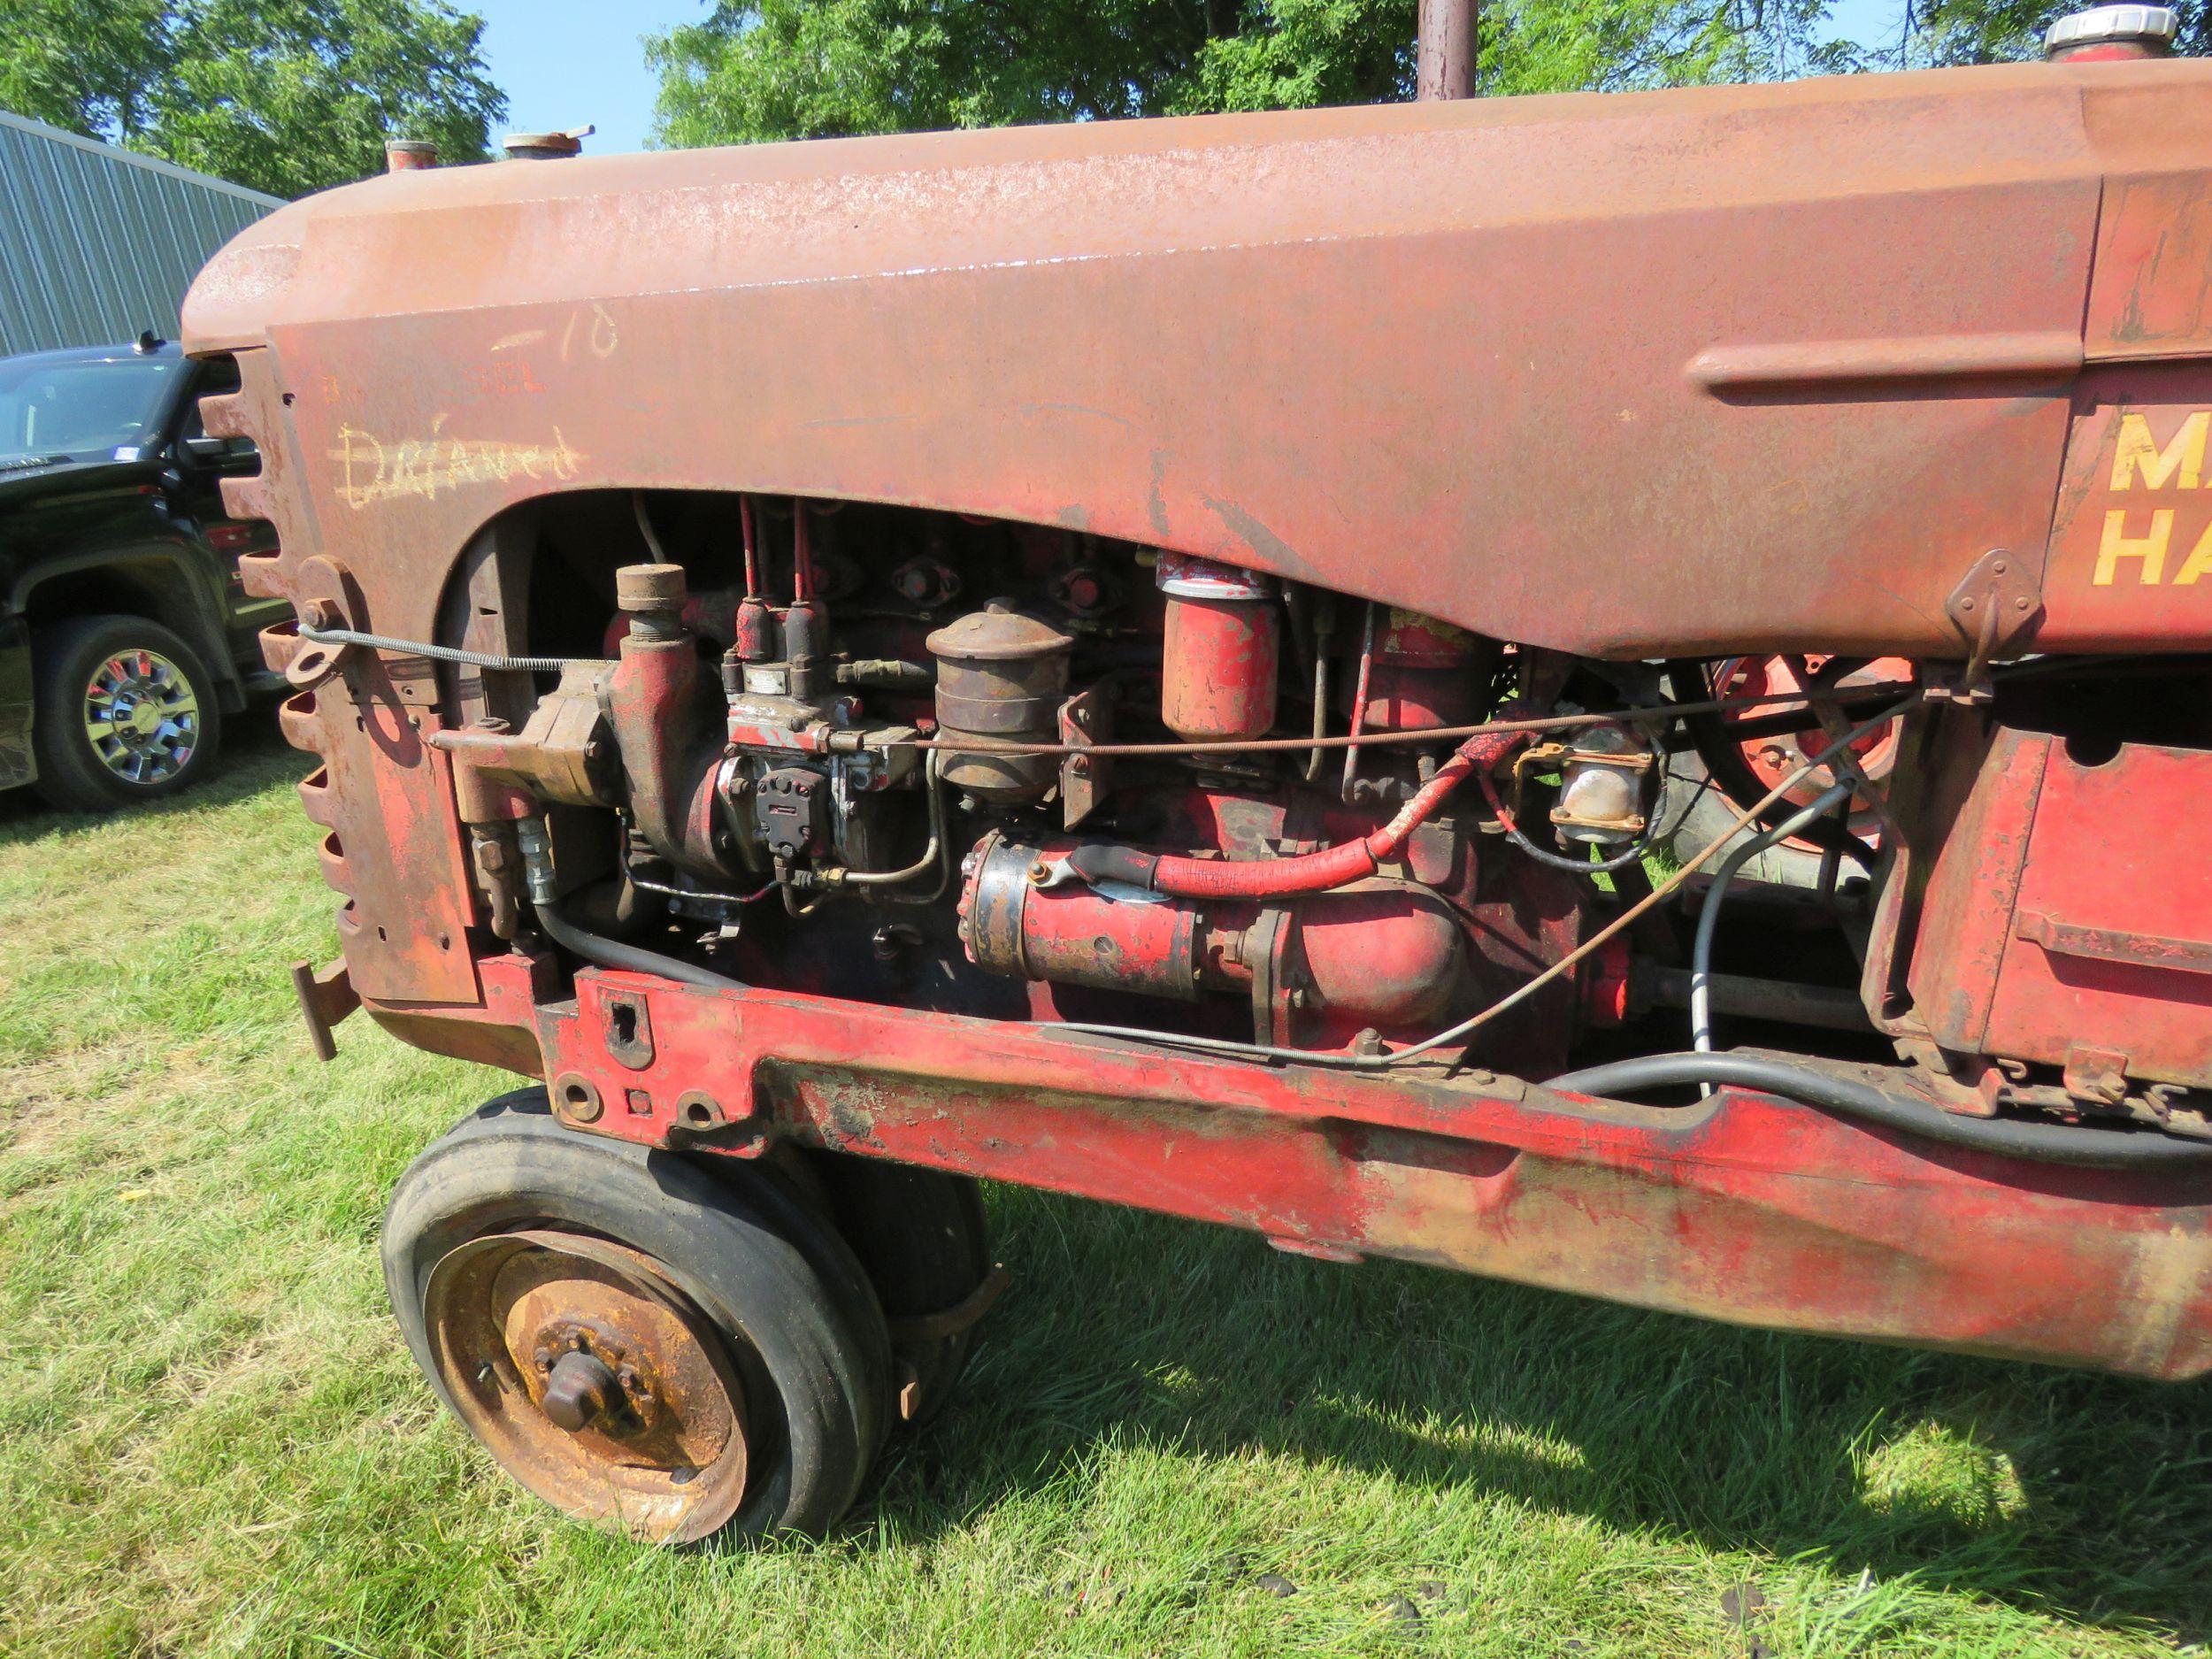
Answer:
(3, 723, 2210, 1658)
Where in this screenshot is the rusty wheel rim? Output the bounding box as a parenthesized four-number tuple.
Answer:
(423, 1227, 749, 1543)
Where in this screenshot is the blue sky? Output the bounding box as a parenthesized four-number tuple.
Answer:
(472, 0, 708, 154)
(470, 0, 1914, 159)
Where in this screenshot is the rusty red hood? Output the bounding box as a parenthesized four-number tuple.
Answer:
(186, 59, 2212, 657)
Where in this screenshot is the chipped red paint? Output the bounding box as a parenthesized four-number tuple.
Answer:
(180, 53, 2212, 1387)
(474, 957, 2212, 1379)
(188, 62, 2212, 671)
(1913, 733, 2212, 1087)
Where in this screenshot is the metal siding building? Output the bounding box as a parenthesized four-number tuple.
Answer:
(0, 110, 281, 357)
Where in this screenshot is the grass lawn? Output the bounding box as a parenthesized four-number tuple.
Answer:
(2, 721, 2209, 1659)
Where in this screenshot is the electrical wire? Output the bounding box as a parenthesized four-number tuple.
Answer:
(1663, 658, 1879, 871)
(1045, 700, 1914, 1071)
(1478, 754, 1670, 877)
(908, 689, 1839, 761)
(1689, 780, 1855, 1089)
(626, 865, 779, 908)
(534, 894, 748, 992)
(633, 490, 670, 562)
(294, 632, 1894, 755)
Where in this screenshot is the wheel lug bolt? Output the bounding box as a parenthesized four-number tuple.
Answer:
(533, 1347, 553, 1372)
(618, 1364, 642, 1394)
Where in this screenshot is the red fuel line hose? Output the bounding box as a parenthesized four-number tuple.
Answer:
(1066, 725, 1528, 898)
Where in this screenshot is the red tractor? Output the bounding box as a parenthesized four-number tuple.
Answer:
(186, 6, 2212, 1543)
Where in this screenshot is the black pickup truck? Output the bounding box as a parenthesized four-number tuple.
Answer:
(0, 337, 284, 810)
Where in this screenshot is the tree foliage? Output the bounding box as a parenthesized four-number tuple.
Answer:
(1892, 0, 2207, 62)
(647, 0, 2200, 149)
(0, 0, 506, 196)
(645, 0, 1863, 147)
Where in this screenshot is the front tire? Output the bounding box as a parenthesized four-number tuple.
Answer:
(383, 1091, 890, 1543)
(30, 613, 223, 811)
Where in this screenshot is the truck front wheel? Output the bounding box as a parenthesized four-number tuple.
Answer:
(30, 614, 223, 811)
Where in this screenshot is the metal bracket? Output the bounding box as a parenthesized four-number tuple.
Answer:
(600, 988, 656, 1070)
(1928, 549, 2040, 704)
(289, 957, 359, 1063)
(2062, 1043, 2131, 1108)
(1058, 683, 1113, 828)
(885, 1263, 1011, 1344)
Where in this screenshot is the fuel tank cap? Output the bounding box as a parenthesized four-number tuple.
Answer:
(2044, 4, 2177, 58)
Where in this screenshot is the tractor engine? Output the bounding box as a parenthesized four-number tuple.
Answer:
(397, 483, 2212, 1144)
(432, 501, 1629, 1076)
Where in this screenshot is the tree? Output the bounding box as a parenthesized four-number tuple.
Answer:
(1886, 0, 2206, 63)
(0, 0, 507, 197)
(644, 0, 1858, 148)
(648, 0, 1249, 142)
(0, 0, 173, 142)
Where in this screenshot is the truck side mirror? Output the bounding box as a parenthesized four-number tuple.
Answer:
(181, 434, 258, 474)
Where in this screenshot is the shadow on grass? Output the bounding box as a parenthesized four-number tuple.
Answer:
(872, 1185, 2212, 1645)
(0, 698, 309, 845)
(14, 694, 2200, 1644)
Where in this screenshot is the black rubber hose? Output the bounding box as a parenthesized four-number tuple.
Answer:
(1548, 1051, 2212, 1170)
(536, 895, 748, 993)
(1663, 660, 1879, 872)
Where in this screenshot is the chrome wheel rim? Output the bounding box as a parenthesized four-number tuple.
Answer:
(82, 649, 200, 786)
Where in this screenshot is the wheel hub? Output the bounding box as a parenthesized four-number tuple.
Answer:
(82, 649, 198, 785)
(1714, 654, 1909, 847)
(423, 1228, 749, 1542)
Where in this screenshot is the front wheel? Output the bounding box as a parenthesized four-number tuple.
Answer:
(30, 613, 223, 811)
(383, 1092, 890, 1543)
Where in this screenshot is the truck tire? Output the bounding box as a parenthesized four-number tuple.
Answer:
(29, 613, 224, 812)
(383, 1090, 891, 1543)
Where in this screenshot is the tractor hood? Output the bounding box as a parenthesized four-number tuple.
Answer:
(184, 58, 2212, 657)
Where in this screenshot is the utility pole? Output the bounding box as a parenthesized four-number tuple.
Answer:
(1417, 0, 1477, 99)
